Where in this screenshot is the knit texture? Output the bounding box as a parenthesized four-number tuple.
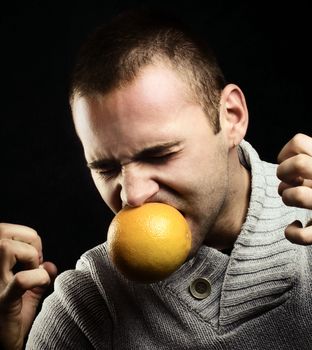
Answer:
(26, 140, 312, 349)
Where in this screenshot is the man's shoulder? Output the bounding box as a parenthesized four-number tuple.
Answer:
(76, 242, 135, 294)
(52, 243, 113, 294)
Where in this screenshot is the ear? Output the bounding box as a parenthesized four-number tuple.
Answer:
(219, 84, 249, 148)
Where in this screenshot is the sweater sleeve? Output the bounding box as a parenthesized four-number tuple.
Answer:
(26, 263, 113, 350)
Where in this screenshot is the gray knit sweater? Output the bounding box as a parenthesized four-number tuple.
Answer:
(26, 140, 312, 349)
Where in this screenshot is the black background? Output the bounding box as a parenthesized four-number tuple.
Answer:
(1, 1, 310, 273)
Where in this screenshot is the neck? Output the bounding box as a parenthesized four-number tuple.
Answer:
(205, 149, 251, 250)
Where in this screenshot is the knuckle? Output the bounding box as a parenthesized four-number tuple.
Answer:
(13, 273, 25, 287)
(33, 232, 41, 248)
(24, 227, 39, 240)
(291, 187, 307, 207)
(282, 187, 306, 207)
(291, 133, 305, 147)
(0, 223, 9, 236)
(296, 231, 312, 245)
(293, 154, 307, 172)
(276, 165, 284, 180)
(41, 271, 51, 285)
(278, 181, 288, 196)
(0, 239, 12, 253)
(25, 245, 37, 258)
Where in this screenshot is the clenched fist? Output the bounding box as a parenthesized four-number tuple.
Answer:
(0, 223, 57, 350)
(277, 133, 312, 245)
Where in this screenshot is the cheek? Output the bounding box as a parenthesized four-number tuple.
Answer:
(182, 144, 229, 211)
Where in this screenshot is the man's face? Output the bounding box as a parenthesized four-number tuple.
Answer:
(72, 64, 231, 255)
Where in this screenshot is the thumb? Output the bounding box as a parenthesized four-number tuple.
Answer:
(21, 262, 58, 333)
(30, 261, 58, 298)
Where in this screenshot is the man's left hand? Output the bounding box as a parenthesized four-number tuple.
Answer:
(277, 133, 312, 245)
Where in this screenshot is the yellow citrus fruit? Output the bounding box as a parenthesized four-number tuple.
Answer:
(107, 202, 192, 283)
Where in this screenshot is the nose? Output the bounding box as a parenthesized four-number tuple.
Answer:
(120, 163, 159, 207)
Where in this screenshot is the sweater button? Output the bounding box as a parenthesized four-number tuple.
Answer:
(189, 278, 211, 299)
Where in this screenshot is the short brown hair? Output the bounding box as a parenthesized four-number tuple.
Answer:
(69, 9, 227, 133)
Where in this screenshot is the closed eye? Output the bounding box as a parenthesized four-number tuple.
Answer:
(97, 153, 176, 179)
(141, 152, 177, 165)
(96, 166, 121, 180)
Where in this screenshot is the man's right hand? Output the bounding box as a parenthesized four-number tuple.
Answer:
(0, 223, 57, 350)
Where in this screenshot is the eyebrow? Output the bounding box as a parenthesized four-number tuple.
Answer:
(87, 141, 182, 170)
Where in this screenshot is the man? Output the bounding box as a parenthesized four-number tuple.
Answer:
(1, 9, 311, 350)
